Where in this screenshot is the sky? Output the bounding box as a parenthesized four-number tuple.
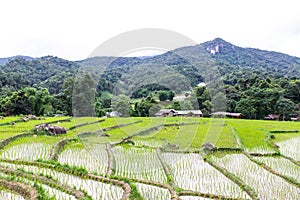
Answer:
(0, 0, 299, 60)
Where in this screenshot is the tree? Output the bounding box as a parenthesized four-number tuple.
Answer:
(211, 92, 226, 113)
(1, 89, 31, 115)
(0, 87, 53, 116)
(95, 99, 106, 117)
(275, 97, 295, 120)
(235, 98, 257, 119)
(148, 104, 162, 117)
(52, 77, 75, 115)
(134, 95, 157, 117)
(202, 100, 212, 116)
(99, 91, 112, 108)
(167, 90, 175, 101)
(72, 73, 96, 117)
(158, 91, 168, 101)
(172, 101, 182, 110)
(111, 95, 131, 117)
(136, 101, 151, 117)
(286, 80, 300, 103)
(177, 100, 193, 110)
(195, 86, 206, 96)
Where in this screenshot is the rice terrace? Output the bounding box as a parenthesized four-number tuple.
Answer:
(2, 0, 300, 199)
(2, 37, 300, 199)
(0, 115, 299, 200)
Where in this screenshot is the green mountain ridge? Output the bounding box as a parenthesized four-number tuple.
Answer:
(1, 38, 300, 96)
(0, 38, 299, 94)
(0, 55, 35, 65)
(203, 38, 300, 76)
(1, 38, 300, 118)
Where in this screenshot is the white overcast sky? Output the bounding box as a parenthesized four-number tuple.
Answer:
(0, 0, 299, 60)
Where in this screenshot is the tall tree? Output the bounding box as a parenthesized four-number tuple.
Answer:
(72, 73, 96, 117)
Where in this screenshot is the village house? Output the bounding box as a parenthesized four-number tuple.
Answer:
(106, 111, 122, 117)
(290, 117, 298, 121)
(210, 112, 242, 119)
(176, 110, 203, 117)
(289, 114, 299, 121)
(154, 109, 177, 117)
(264, 114, 280, 121)
(154, 109, 203, 117)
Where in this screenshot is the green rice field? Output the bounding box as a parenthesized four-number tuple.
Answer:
(0, 116, 299, 199)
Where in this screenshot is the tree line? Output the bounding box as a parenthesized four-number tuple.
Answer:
(1, 71, 299, 120)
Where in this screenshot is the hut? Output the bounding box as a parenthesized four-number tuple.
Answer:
(211, 112, 242, 119)
(264, 114, 280, 121)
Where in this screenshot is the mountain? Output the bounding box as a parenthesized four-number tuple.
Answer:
(1, 38, 300, 95)
(2, 38, 300, 118)
(74, 38, 300, 93)
(0, 55, 34, 65)
(0, 56, 79, 94)
(77, 37, 300, 80)
(202, 38, 300, 76)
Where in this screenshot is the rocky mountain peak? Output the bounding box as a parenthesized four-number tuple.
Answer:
(204, 38, 235, 55)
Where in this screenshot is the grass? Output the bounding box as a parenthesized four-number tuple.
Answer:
(2, 117, 300, 151)
(130, 118, 237, 150)
(107, 118, 161, 139)
(0, 117, 20, 123)
(226, 119, 268, 149)
(272, 133, 300, 143)
(225, 119, 300, 151)
(215, 125, 237, 148)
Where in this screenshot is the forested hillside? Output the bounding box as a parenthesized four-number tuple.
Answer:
(1, 38, 300, 119)
(0, 55, 34, 65)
